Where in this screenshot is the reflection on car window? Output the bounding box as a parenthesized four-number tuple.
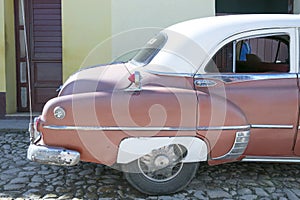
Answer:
(205, 34, 290, 73)
(239, 40, 251, 61)
(205, 42, 233, 73)
(131, 33, 167, 66)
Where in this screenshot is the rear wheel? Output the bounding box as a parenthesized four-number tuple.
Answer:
(124, 144, 199, 195)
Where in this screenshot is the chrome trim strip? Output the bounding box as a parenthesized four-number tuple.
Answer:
(251, 124, 294, 129)
(44, 125, 251, 132)
(194, 73, 296, 84)
(197, 125, 250, 131)
(232, 41, 237, 73)
(44, 124, 292, 131)
(194, 79, 217, 87)
(144, 70, 194, 77)
(213, 130, 250, 160)
(43, 125, 196, 131)
(242, 156, 300, 163)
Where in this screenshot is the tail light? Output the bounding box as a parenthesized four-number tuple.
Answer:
(128, 73, 135, 83)
(29, 117, 42, 143)
(127, 71, 142, 91)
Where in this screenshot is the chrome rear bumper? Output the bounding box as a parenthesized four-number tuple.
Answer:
(27, 144, 80, 166)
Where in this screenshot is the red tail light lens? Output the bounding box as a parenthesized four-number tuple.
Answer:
(34, 117, 41, 131)
(128, 73, 135, 83)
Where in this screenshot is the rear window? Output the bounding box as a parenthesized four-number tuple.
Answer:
(131, 33, 167, 66)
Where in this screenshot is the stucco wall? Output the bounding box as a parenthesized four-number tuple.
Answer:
(62, 0, 112, 81)
(62, 0, 215, 80)
(4, 0, 16, 114)
(111, 0, 215, 61)
(0, 0, 5, 93)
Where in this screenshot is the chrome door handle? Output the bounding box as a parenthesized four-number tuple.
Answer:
(194, 79, 217, 87)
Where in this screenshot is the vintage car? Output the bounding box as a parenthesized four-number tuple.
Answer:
(28, 14, 300, 195)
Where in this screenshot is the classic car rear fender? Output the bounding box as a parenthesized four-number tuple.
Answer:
(196, 91, 250, 161)
(116, 136, 208, 164)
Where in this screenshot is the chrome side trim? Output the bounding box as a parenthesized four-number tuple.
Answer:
(242, 156, 300, 163)
(44, 125, 251, 132)
(197, 125, 250, 131)
(43, 125, 196, 131)
(44, 124, 292, 131)
(194, 79, 217, 87)
(125, 87, 142, 92)
(213, 130, 250, 160)
(232, 41, 237, 73)
(144, 70, 194, 77)
(194, 73, 296, 84)
(251, 124, 294, 129)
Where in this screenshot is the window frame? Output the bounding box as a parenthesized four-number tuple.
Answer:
(197, 28, 297, 74)
(130, 32, 168, 67)
(235, 34, 290, 63)
(297, 27, 300, 72)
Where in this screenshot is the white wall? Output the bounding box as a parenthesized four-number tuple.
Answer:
(62, 0, 112, 79)
(63, 0, 215, 72)
(111, 0, 215, 61)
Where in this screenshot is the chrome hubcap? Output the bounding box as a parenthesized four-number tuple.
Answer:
(138, 144, 184, 182)
(154, 155, 170, 168)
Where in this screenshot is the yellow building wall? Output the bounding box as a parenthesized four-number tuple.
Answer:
(0, 0, 5, 93)
(111, 0, 215, 60)
(1, 0, 16, 114)
(62, 0, 112, 81)
(61, 0, 215, 81)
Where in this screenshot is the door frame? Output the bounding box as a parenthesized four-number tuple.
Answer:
(14, 0, 30, 112)
(14, 0, 63, 112)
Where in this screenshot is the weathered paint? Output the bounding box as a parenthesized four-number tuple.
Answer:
(3, 0, 16, 114)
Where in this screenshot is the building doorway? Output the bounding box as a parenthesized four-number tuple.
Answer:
(216, 0, 294, 15)
(14, 0, 62, 112)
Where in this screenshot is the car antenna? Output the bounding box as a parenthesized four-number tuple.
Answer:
(20, 0, 34, 130)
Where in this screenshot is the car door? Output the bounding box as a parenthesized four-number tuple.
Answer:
(293, 27, 300, 156)
(194, 28, 299, 158)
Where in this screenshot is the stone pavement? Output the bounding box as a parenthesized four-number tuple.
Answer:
(1, 130, 300, 199)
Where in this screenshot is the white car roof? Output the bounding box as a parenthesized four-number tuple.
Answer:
(166, 14, 300, 53)
(148, 14, 300, 75)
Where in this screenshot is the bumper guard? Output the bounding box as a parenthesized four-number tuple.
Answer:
(27, 144, 80, 166)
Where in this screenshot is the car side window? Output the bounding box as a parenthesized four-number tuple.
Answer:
(205, 34, 290, 73)
(205, 42, 233, 73)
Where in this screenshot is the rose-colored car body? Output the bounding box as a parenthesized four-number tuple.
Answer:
(27, 14, 300, 194)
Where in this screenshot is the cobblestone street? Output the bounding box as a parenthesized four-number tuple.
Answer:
(1, 131, 300, 199)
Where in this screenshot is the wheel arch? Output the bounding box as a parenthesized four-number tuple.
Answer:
(116, 136, 208, 164)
